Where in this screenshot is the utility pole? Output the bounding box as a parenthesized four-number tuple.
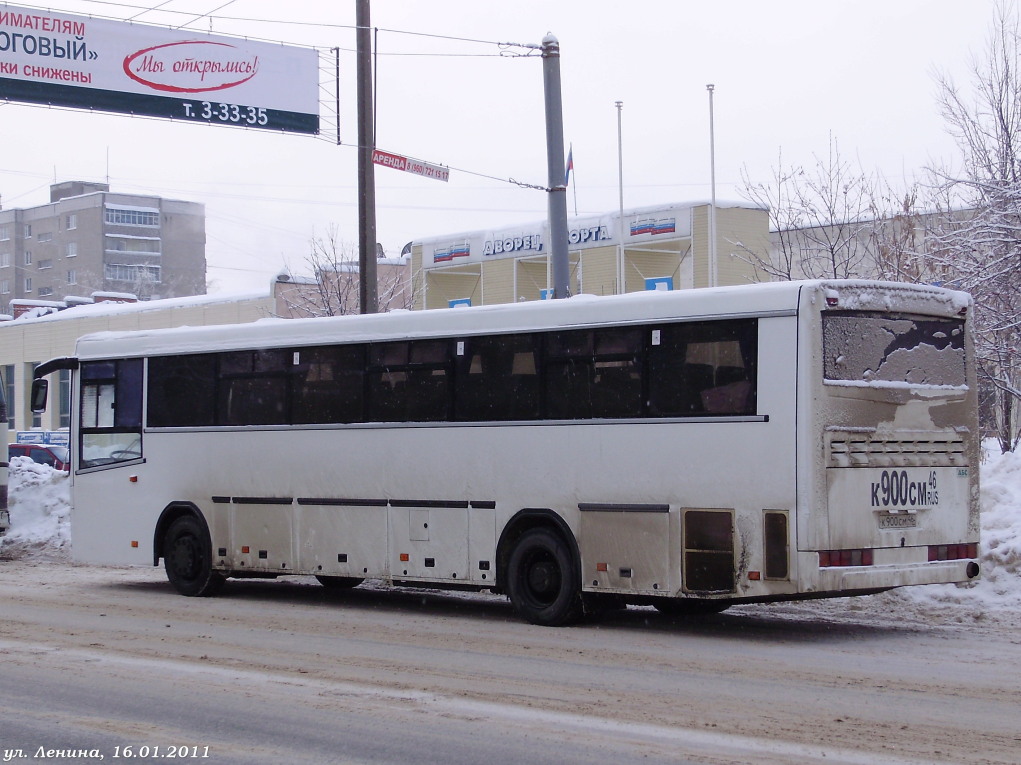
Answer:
(542, 34, 570, 300)
(706, 83, 718, 289)
(357, 0, 378, 313)
(615, 100, 624, 294)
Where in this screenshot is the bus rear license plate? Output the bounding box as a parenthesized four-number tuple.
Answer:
(879, 514, 918, 529)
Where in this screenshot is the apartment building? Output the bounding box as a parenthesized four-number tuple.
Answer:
(0, 181, 205, 312)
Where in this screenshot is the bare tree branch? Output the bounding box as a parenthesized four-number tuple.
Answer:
(926, 0, 1021, 452)
(276, 226, 413, 319)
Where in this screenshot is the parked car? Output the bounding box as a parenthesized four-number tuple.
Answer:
(8, 443, 70, 471)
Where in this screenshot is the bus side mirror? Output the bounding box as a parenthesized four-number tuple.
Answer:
(30, 378, 48, 413)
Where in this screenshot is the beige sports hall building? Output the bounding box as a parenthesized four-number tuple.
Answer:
(410, 201, 769, 309)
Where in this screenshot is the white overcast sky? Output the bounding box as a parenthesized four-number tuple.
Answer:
(0, 0, 1000, 292)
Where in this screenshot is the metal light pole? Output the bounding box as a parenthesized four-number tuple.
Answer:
(615, 100, 625, 294)
(706, 83, 717, 288)
(542, 34, 570, 299)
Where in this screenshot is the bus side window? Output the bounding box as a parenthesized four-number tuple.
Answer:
(147, 354, 217, 427)
(455, 333, 540, 421)
(366, 340, 452, 423)
(545, 328, 642, 420)
(217, 350, 290, 426)
(80, 358, 143, 468)
(406, 340, 451, 422)
(367, 341, 410, 422)
(648, 319, 758, 417)
(292, 345, 365, 424)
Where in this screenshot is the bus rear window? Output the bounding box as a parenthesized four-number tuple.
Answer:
(823, 312, 966, 388)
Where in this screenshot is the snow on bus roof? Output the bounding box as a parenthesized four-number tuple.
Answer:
(70, 280, 971, 361)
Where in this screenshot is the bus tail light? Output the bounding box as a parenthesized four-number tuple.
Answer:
(928, 543, 978, 562)
(818, 548, 874, 567)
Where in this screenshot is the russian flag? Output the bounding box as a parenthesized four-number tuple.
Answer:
(564, 145, 574, 186)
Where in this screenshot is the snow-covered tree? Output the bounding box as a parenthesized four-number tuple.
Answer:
(926, 2, 1021, 452)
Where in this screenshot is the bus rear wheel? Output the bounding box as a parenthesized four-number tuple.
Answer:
(506, 527, 582, 626)
(163, 515, 224, 597)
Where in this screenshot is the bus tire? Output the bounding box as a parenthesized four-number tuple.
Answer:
(506, 527, 582, 626)
(315, 575, 364, 589)
(163, 515, 224, 597)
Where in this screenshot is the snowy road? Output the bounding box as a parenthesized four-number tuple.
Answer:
(0, 563, 1018, 765)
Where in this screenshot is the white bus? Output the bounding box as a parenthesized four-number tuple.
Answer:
(32, 280, 981, 625)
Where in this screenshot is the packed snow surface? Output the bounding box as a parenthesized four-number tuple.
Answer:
(3, 444, 1019, 623)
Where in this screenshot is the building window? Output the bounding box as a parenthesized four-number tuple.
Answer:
(66, 242, 77, 258)
(4, 365, 15, 429)
(67, 269, 77, 285)
(37, 232, 53, 243)
(0, 225, 9, 241)
(0, 253, 9, 268)
(105, 236, 161, 255)
(105, 263, 161, 283)
(38, 286, 53, 297)
(24, 251, 31, 266)
(38, 259, 52, 270)
(24, 224, 31, 239)
(66, 214, 77, 230)
(24, 277, 32, 292)
(0, 280, 9, 294)
(105, 208, 159, 227)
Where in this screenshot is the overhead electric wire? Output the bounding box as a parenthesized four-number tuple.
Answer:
(125, 0, 175, 22)
(171, 0, 238, 30)
(14, 1, 539, 53)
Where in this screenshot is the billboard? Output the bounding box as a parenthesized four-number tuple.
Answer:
(0, 5, 319, 133)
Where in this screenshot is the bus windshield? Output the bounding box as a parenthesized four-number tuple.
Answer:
(823, 312, 967, 388)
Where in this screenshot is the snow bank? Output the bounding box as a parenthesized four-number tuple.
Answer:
(891, 442, 1021, 618)
(1, 444, 1019, 623)
(0, 457, 71, 561)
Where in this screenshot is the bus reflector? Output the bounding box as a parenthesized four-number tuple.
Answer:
(818, 548, 874, 567)
(928, 543, 978, 561)
(131, 540, 138, 548)
(596, 562, 608, 572)
(748, 570, 761, 580)
(400, 553, 410, 562)
(241, 546, 250, 554)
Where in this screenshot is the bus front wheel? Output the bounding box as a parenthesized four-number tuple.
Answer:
(506, 527, 582, 626)
(163, 515, 224, 597)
